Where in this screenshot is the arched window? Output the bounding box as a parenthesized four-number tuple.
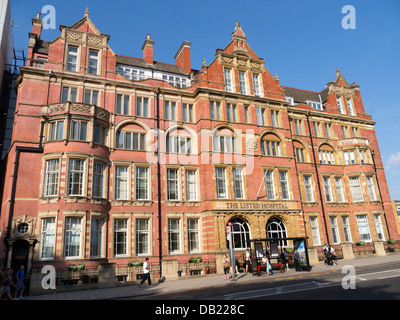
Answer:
(293, 141, 305, 162)
(227, 217, 250, 250)
(260, 133, 281, 157)
(116, 123, 146, 151)
(213, 127, 237, 153)
(166, 128, 192, 154)
(318, 144, 335, 164)
(266, 218, 288, 246)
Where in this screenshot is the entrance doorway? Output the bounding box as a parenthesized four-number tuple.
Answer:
(11, 239, 29, 272)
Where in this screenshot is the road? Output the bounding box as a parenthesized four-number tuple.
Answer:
(126, 262, 400, 300)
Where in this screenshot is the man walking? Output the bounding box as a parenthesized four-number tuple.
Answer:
(14, 265, 25, 300)
(139, 257, 152, 288)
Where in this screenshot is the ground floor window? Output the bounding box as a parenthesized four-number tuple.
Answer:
(356, 215, 371, 242)
(266, 217, 288, 246)
(227, 217, 251, 250)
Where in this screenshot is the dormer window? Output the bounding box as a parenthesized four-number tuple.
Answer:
(285, 97, 294, 105)
(224, 68, 233, 93)
(88, 49, 99, 75)
(239, 71, 247, 95)
(67, 45, 79, 72)
(253, 73, 261, 97)
(307, 101, 323, 110)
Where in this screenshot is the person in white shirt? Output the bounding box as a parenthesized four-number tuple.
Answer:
(139, 257, 152, 288)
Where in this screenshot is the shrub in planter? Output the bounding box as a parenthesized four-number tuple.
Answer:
(189, 257, 203, 263)
(355, 241, 365, 246)
(128, 261, 143, 267)
(68, 264, 85, 271)
(387, 239, 396, 245)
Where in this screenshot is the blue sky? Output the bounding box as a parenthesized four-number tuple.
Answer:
(9, 0, 400, 199)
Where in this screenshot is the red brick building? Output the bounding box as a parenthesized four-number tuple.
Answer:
(0, 10, 398, 277)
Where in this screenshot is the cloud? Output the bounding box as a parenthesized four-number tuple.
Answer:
(386, 152, 400, 171)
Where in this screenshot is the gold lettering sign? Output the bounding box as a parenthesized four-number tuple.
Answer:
(212, 200, 297, 211)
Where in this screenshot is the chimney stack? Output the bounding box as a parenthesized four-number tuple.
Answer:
(174, 41, 191, 74)
(31, 12, 43, 38)
(142, 34, 154, 65)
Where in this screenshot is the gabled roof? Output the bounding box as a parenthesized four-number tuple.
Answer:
(282, 86, 328, 104)
(116, 55, 187, 75)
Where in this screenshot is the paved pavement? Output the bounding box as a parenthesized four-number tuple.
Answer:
(21, 253, 400, 300)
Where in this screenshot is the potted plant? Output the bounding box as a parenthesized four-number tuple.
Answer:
(189, 257, 203, 263)
(128, 261, 143, 267)
(68, 264, 85, 271)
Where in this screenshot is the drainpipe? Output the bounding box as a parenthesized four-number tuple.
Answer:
(5, 121, 44, 267)
(370, 150, 391, 240)
(156, 87, 162, 278)
(306, 113, 330, 246)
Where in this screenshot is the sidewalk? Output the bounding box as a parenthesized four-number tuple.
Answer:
(23, 253, 400, 300)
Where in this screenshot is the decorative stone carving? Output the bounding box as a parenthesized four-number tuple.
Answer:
(66, 31, 83, 42)
(71, 104, 91, 114)
(49, 104, 66, 114)
(11, 215, 36, 239)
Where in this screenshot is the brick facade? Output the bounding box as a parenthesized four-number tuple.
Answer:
(0, 11, 398, 275)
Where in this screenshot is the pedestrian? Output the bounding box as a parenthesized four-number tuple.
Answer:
(329, 246, 338, 265)
(294, 249, 301, 272)
(14, 265, 25, 300)
(281, 249, 289, 271)
(138, 257, 152, 288)
(0, 269, 15, 300)
(262, 255, 274, 275)
(245, 249, 251, 275)
(223, 255, 230, 280)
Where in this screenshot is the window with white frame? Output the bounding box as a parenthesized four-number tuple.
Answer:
(344, 150, 356, 165)
(115, 166, 129, 200)
(116, 94, 130, 115)
(310, 217, 321, 246)
(253, 73, 261, 97)
(264, 170, 275, 200)
(64, 217, 82, 258)
(335, 177, 345, 203)
(114, 219, 128, 256)
(136, 219, 150, 255)
(210, 101, 221, 120)
(256, 107, 266, 125)
(229, 218, 251, 250)
(224, 68, 233, 93)
(294, 119, 303, 135)
(136, 97, 149, 117)
(239, 70, 247, 95)
(213, 130, 237, 153)
(164, 101, 177, 120)
(294, 145, 305, 162)
(336, 96, 345, 114)
(185, 170, 197, 201)
(70, 120, 87, 141)
(49, 121, 64, 141)
(84, 89, 99, 106)
(347, 98, 355, 116)
(94, 124, 107, 145)
(350, 176, 364, 202)
(261, 134, 281, 157)
(356, 215, 371, 242)
(323, 176, 333, 202)
(44, 159, 59, 197)
(226, 103, 237, 122)
(329, 216, 340, 244)
(167, 169, 179, 201)
(319, 148, 335, 164)
(136, 167, 149, 200)
(88, 49, 99, 75)
(62, 86, 77, 102)
(66, 45, 78, 72)
(188, 218, 200, 253)
(68, 159, 85, 196)
(92, 162, 105, 198)
(215, 167, 227, 199)
(90, 217, 104, 258)
(117, 65, 146, 81)
(279, 171, 290, 200)
(166, 134, 191, 154)
(40, 217, 56, 260)
(303, 176, 314, 202)
(168, 218, 181, 254)
(270, 110, 280, 128)
(374, 214, 385, 241)
(342, 216, 352, 242)
(233, 168, 244, 199)
(366, 176, 377, 201)
(182, 103, 194, 122)
(116, 131, 145, 151)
